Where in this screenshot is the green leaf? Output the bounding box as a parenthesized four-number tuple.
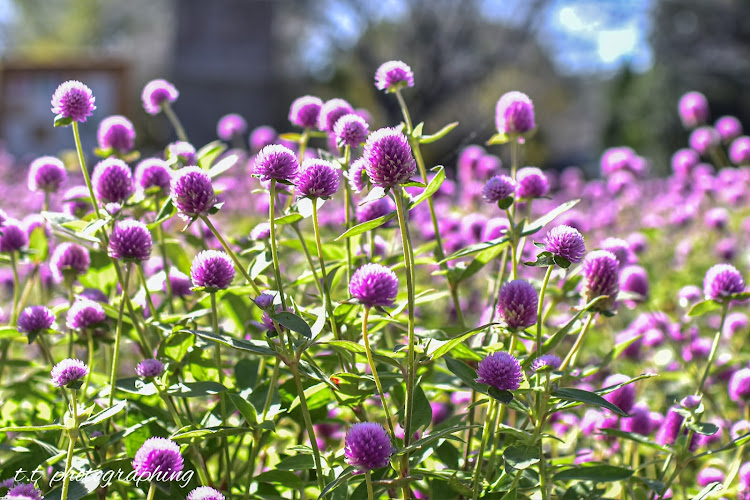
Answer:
(524, 252, 555, 268)
(397, 425, 480, 455)
(208, 153, 238, 177)
(0, 423, 65, 433)
(0, 326, 20, 339)
(28, 226, 49, 264)
(318, 466, 355, 499)
(427, 323, 500, 361)
(444, 356, 486, 393)
(553, 464, 633, 482)
(409, 165, 445, 205)
(412, 122, 425, 139)
(81, 401, 127, 428)
(522, 199, 581, 236)
(488, 387, 514, 404)
(184, 328, 276, 356)
(688, 422, 719, 436)
(151, 197, 176, 226)
(54, 114, 73, 127)
(457, 240, 509, 283)
(597, 428, 668, 452)
(167, 381, 228, 397)
(692, 483, 722, 500)
(336, 212, 396, 240)
(503, 445, 540, 470)
(688, 300, 721, 318)
(486, 132, 509, 145)
(359, 186, 388, 205)
(229, 393, 259, 426)
(279, 132, 303, 142)
(270, 311, 312, 338)
(197, 140, 227, 170)
(276, 454, 316, 470)
(275, 213, 304, 225)
(419, 121, 458, 144)
(412, 385, 433, 431)
(114, 377, 157, 396)
(552, 387, 629, 417)
(44, 470, 102, 500)
(440, 235, 509, 263)
(322, 340, 367, 354)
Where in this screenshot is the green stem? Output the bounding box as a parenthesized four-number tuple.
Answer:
(697, 301, 729, 395)
(471, 399, 498, 500)
(161, 101, 188, 143)
(362, 307, 395, 438)
(60, 390, 78, 500)
(83, 330, 94, 395)
(247, 358, 280, 498)
(108, 263, 131, 411)
(210, 291, 232, 493)
(137, 263, 160, 322)
(10, 252, 20, 324)
(365, 470, 375, 500)
(312, 200, 342, 342)
(290, 362, 325, 493)
(342, 145, 354, 291)
(146, 482, 157, 500)
(535, 266, 554, 358)
(559, 313, 595, 370)
(298, 128, 309, 163)
(201, 215, 261, 295)
(291, 224, 325, 298)
(71, 122, 102, 220)
(155, 198, 174, 314)
(269, 180, 287, 309)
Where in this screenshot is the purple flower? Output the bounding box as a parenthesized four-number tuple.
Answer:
(187, 486, 226, 500)
(655, 406, 684, 446)
(50, 242, 90, 283)
(724, 312, 748, 338)
(135, 158, 172, 197)
(92, 158, 134, 204)
(515, 167, 549, 199)
(51, 358, 88, 387)
(689, 126, 720, 155)
(171, 166, 216, 217)
(730, 136, 750, 165)
(136, 358, 166, 378)
(716, 115, 742, 142)
(347, 158, 369, 194)
(544, 225, 586, 263)
(250, 222, 271, 241)
(6, 483, 42, 500)
(167, 141, 196, 165)
(703, 263, 745, 301)
(363, 127, 416, 188)
(108, 220, 153, 261)
(600, 237, 634, 267)
(97, 115, 136, 153)
(495, 91, 535, 135)
(0, 220, 28, 253)
(142, 79, 179, 115)
(334, 113, 369, 148)
(62, 186, 92, 217)
(530, 354, 561, 372)
(296, 159, 340, 199)
(476, 351, 523, 391)
(349, 263, 399, 308)
(482, 175, 515, 204)
(620, 265, 649, 301)
(374, 60, 415, 92)
(671, 149, 700, 177)
(164, 269, 192, 297)
(317, 98, 354, 133)
(191, 250, 235, 290)
(600, 147, 636, 176)
(255, 292, 275, 309)
(344, 422, 393, 471)
(17, 306, 55, 333)
(602, 374, 635, 414)
(81, 288, 108, 303)
(730, 368, 750, 403)
(66, 299, 106, 330)
(132, 437, 184, 480)
(620, 403, 652, 436)
(217, 113, 247, 141)
(28, 156, 67, 193)
(678, 91, 709, 128)
(249, 126, 277, 151)
(704, 207, 728, 230)
(582, 250, 620, 311)
(356, 197, 394, 224)
(697, 467, 724, 487)
(253, 145, 299, 183)
(51, 80, 96, 123)
(497, 280, 538, 329)
(289, 95, 323, 129)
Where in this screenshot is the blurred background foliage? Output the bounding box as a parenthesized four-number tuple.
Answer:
(0, 0, 748, 177)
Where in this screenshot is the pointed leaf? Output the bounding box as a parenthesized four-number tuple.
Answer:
(419, 121, 458, 144)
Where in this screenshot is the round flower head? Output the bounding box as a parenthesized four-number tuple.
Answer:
(62, 185, 92, 217)
(620, 265, 649, 301)
(515, 167, 549, 199)
(187, 486, 226, 500)
(356, 197, 394, 223)
(347, 158, 369, 194)
(621, 403, 652, 436)
(249, 126, 277, 151)
(317, 98, 354, 133)
(482, 175, 515, 204)
(678, 91, 709, 128)
(289, 95, 323, 129)
(167, 141, 197, 165)
(704, 263, 745, 301)
(600, 147, 636, 176)
(495, 91, 535, 135)
(334, 113, 369, 148)
(51, 80, 96, 123)
(349, 263, 399, 308)
(135, 158, 172, 197)
(671, 148, 700, 177)
(171, 166, 216, 217)
(164, 269, 192, 297)
(344, 422, 393, 471)
(6, 483, 42, 500)
(28, 156, 67, 193)
(17, 306, 55, 334)
(217, 113, 247, 141)
(50, 242, 90, 283)
(253, 144, 299, 183)
(582, 250, 620, 311)
(51, 358, 88, 388)
(600, 237, 634, 267)
(497, 280, 538, 329)
(602, 374, 635, 414)
(66, 299, 106, 330)
(296, 159, 340, 199)
(689, 126, 720, 155)
(97, 115, 136, 153)
(374, 60, 415, 92)
(136, 358, 166, 378)
(92, 158, 134, 204)
(109, 220, 153, 261)
(255, 292, 275, 309)
(141, 79, 179, 115)
(697, 467, 724, 487)
(655, 406, 685, 446)
(730, 136, 750, 165)
(716, 115, 742, 142)
(476, 351, 523, 391)
(191, 250, 235, 290)
(363, 127, 416, 188)
(730, 368, 750, 403)
(132, 437, 184, 480)
(0, 220, 29, 253)
(544, 225, 586, 263)
(81, 288, 108, 303)
(530, 354, 561, 372)
(250, 222, 271, 241)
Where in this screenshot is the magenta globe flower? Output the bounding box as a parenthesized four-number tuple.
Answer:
(66, 299, 106, 330)
(317, 98, 354, 133)
(363, 127, 416, 188)
(51, 80, 96, 123)
(50, 242, 90, 283)
(97, 115, 136, 153)
(249, 126, 277, 151)
(136, 358, 166, 378)
(254, 144, 299, 183)
(28, 156, 67, 193)
(216, 113, 247, 141)
(602, 374, 635, 414)
(495, 91, 535, 135)
(600, 237, 634, 267)
(349, 263, 399, 308)
(671, 149, 700, 177)
(168, 141, 197, 165)
(344, 422, 393, 471)
(689, 126, 720, 155)
(620, 265, 649, 302)
(108, 220, 153, 261)
(191, 250, 235, 290)
(141, 79, 179, 115)
(289, 95, 323, 129)
(249, 222, 271, 241)
(347, 158, 369, 194)
(356, 197, 394, 223)
(132, 437, 184, 481)
(135, 158, 172, 197)
(62, 186, 92, 217)
(51, 358, 88, 388)
(515, 167, 549, 199)
(730, 136, 750, 165)
(482, 175, 515, 204)
(530, 354, 562, 372)
(497, 280, 538, 329)
(17, 306, 55, 334)
(678, 91, 709, 128)
(544, 225, 586, 263)
(476, 351, 523, 391)
(296, 159, 340, 199)
(6, 483, 42, 500)
(91, 158, 134, 204)
(716, 115, 742, 142)
(374, 60, 415, 92)
(334, 113, 369, 148)
(582, 250, 620, 311)
(0, 220, 29, 253)
(704, 263, 745, 301)
(171, 166, 216, 217)
(187, 486, 226, 500)
(164, 269, 193, 297)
